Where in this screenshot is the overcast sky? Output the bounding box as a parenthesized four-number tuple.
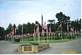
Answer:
(0, 0, 80, 29)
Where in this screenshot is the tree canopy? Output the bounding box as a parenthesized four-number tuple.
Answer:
(56, 12, 70, 32)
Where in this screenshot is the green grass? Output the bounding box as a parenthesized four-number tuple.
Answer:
(13, 39, 71, 44)
(12, 35, 81, 44)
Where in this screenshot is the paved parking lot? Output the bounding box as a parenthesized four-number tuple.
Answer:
(0, 39, 81, 54)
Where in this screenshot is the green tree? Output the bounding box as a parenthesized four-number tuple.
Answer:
(70, 19, 81, 32)
(48, 19, 55, 24)
(5, 24, 13, 34)
(23, 24, 28, 34)
(16, 22, 35, 35)
(56, 12, 70, 32)
(16, 24, 22, 35)
(27, 23, 32, 33)
(48, 19, 55, 32)
(0, 27, 5, 40)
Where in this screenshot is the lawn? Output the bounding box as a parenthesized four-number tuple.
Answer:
(13, 39, 72, 44)
(13, 35, 81, 45)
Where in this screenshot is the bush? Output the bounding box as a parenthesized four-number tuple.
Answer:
(14, 38, 20, 42)
(30, 42, 39, 45)
(0, 36, 5, 40)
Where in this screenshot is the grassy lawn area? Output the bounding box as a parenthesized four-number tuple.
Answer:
(13, 39, 72, 44)
(12, 35, 81, 45)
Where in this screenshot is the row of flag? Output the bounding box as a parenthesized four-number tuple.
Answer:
(7, 22, 74, 37)
(33, 23, 75, 36)
(33, 22, 51, 36)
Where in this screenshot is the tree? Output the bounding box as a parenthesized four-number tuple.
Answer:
(16, 24, 22, 35)
(16, 22, 35, 35)
(5, 24, 13, 34)
(56, 12, 70, 32)
(0, 27, 5, 40)
(48, 19, 55, 32)
(48, 19, 55, 24)
(27, 22, 33, 33)
(23, 24, 28, 34)
(70, 19, 81, 32)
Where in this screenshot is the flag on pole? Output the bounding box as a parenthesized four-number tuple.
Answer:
(49, 26, 51, 36)
(42, 22, 48, 42)
(59, 23, 62, 28)
(35, 22, 40, 42)
(11, 29, 14, 35)
(42, 28, 45, 36)
(42, 22, 47, 36)
(9, 26, 16, 35)
(43, 22, 47, 30)
(70, 27, 74, 32)
(36, 25, 40, 36)
(33, 29, 36, 37)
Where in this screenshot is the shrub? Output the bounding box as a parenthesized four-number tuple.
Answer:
(30, 42, 39, 45)
(14, 38, 20, 42)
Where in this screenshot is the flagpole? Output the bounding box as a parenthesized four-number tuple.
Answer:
(33, 28, 35, 41)
(22, 25, 23, 42)
(36, 23, 40, 43)
(38, 25, 40, 43)
(47, 28, 48, 43)
(61, 21, 63, 40)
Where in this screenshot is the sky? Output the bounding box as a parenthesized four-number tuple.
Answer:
(0, 0, 81, 29)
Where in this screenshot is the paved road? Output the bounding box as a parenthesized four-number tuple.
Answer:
(38, 39, 81, 54)
(0, 41, 20, 54)
(0, 39, 81, 54)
